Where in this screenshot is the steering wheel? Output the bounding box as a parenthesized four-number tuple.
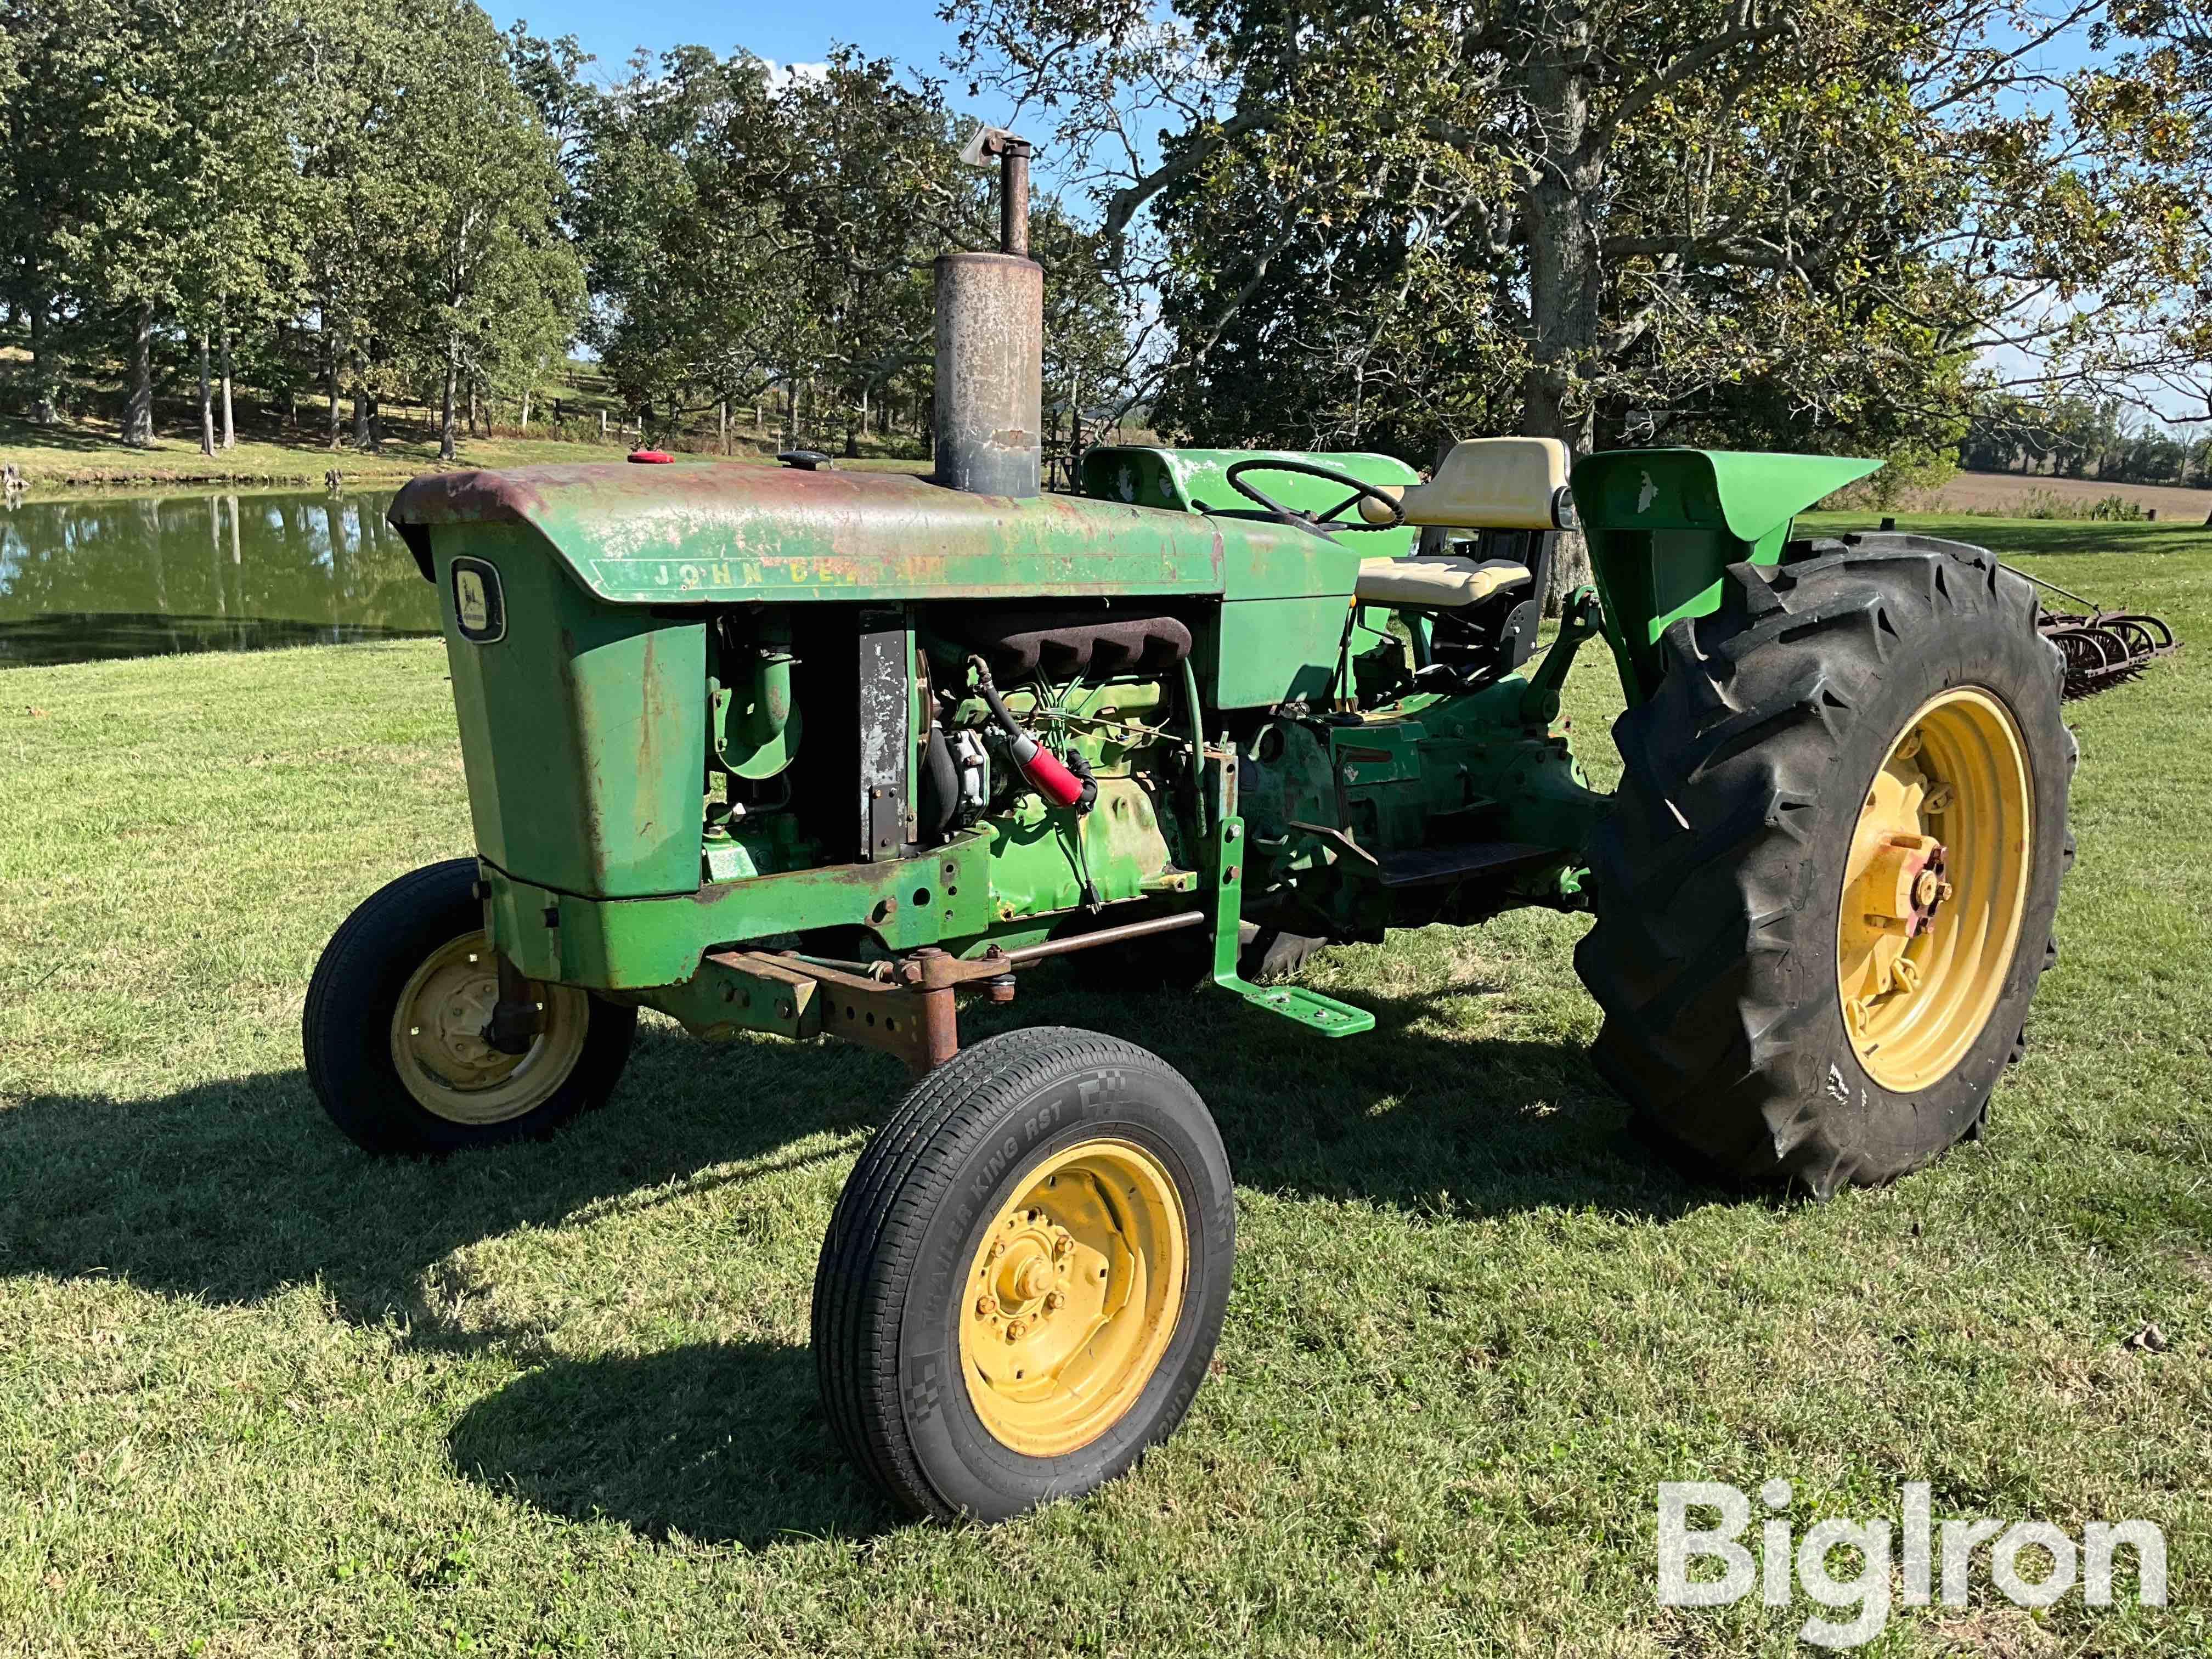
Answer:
(1224, 458, 1406, 534)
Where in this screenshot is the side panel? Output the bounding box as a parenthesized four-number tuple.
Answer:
(856, 614, 914, 860)
(1209, 595, 1355, 709)
(436, 525, 706, 898)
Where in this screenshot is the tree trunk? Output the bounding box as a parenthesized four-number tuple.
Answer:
(219, 328, 235, 449)
(326, 323, 342, 448)
(1519, 8, 1600, 614)
(26, 290, 55, 424)
(122, 302, 156, 448)
(718, 398, 727, 454)
(365, 392, 381, 454)
(520, 387, 532, 431)
(352, 349, 371, 448)
(198, 333, 216, 458)
(440, 339, 458, 462)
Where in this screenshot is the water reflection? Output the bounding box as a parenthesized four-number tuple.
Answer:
(0, 489, 441, 669)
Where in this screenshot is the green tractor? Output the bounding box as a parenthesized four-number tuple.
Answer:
(305, 153, 2072, 1523)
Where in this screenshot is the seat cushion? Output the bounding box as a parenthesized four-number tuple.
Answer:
(1356, 436, 1570, 530)
(1355, 556, 1532, 608)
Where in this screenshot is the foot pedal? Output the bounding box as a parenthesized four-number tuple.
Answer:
(1215, 975, 1375, 1036)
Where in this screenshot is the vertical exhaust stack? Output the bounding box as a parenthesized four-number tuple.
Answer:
(936, 127, 1042, 498)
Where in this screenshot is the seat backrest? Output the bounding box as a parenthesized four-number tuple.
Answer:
(1358, 437, 1571, 530)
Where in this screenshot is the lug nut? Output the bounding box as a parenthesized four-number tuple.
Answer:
(1007, 1318, 1029, 1341)
(975, 1296, 995, 1318)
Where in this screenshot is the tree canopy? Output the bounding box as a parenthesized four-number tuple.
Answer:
(0, 0, 2202, 517)
(949, 0, 2212, 591)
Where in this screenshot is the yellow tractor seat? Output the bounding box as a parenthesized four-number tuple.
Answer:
(1357, 436, 1572, 530)
(1354, 555, 1532, 609)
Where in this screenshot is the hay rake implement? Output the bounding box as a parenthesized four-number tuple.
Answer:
(2008, 566, 2181, 699)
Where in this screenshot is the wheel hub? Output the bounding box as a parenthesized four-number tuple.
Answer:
(1835, 689, 2032, 1089)
(409, 957, 513, 1083)
(388, 932, 591, 1125)
(1857, 832, 1953, 942)
(958, 1139, 1187, 1458)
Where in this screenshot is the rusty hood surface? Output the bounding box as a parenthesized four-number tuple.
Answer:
(387, 458, 1261, 604)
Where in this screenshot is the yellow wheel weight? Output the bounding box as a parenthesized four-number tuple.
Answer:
(1836, 687, 2033, 1092)
(388, 932, 591, 1125)
(958, 1138, 1189, 1458)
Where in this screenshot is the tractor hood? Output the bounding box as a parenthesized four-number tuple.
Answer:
(387, 458, 1328, 605)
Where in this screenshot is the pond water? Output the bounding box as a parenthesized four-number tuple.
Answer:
(0, 489, 441, 670)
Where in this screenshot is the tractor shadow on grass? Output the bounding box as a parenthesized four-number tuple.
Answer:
(1, 956, 1728, 1549)
(981, 967, 1734, 1226)
(0, 1020, 887, 1334)
(447, 1340, 890, 1549)
(0, 973, 1716, 1338)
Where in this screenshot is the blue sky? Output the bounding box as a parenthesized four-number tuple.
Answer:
(497, 2, 979, 102)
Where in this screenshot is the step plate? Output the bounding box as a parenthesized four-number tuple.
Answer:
(1218, 977, 1375, 1037)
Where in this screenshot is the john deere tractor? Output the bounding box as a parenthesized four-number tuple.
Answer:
(306, 143, 2071, 1523)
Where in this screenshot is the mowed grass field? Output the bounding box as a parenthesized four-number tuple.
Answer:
(0, 514, 2207, 1656)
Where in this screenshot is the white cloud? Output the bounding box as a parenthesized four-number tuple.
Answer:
(762, 60, 830, 95)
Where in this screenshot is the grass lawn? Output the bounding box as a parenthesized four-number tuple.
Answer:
(0, 410, 931, 494)
(0, 514, 2207, 1655)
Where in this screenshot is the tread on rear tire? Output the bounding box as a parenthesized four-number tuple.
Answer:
(1575, 537, 2074, 1197)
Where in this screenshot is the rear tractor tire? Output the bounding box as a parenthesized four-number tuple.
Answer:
(814, 1026, 1234, 1521)
(1576, 539, 2074, 1197)
(303, 858, 637, 1154)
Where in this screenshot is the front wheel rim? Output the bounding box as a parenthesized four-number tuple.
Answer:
(1836, 687, 2034, 1092)
(388, 932, 590, 1125)
(958, 1137, 1189, 1458)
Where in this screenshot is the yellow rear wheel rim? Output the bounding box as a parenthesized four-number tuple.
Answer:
(958, 1137, 1188, 1458)
(1836, 687, 2033, 1092)
(388, 932, 590, 1125)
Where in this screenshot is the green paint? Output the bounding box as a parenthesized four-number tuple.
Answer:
(1570, 447, 1882, 703)
(437, 527, 706, 899)
(404, 443, 1855, 1046)
(1210, 595, 1356, 709)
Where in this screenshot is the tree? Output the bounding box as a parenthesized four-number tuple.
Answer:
(0, 1, 106, 424)
(170, 2, 307, 455)
(380, 3, 579, 461)
(573, 46, 800, 431)
(775, 50, 988, 454)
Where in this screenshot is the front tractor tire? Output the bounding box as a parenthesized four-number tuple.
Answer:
(303, 859, 637, 1154)
(1577, 539, 2074, 1198)
(814, 1027, 1234, 1522)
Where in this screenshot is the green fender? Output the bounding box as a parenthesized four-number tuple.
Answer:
(1571, 447, 1881, 704)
